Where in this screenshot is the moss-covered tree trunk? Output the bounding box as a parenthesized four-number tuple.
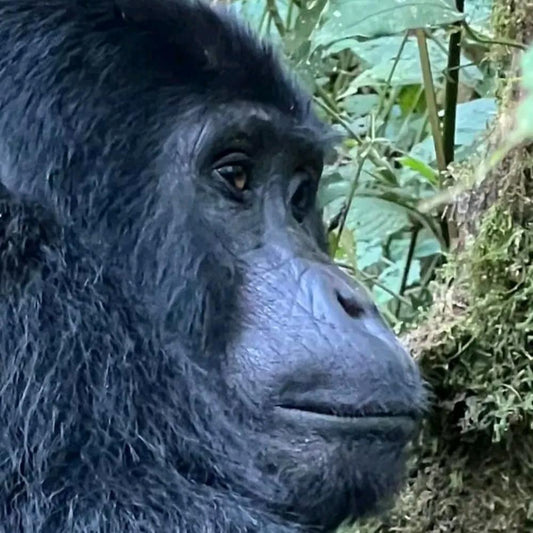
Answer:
(353, 1, 533, 531)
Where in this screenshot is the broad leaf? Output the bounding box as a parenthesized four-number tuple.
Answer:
(346, 196, 410, 241)
(348, 36, 481, 89)
(454, 98, 497, 146)
(355, 239, 384, 270)
(398, 154, 439, 185)
(314, 0, 463, 47)
(373, 259, 421, 304)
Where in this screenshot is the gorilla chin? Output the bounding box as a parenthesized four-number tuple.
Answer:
(272, 437, 411, 527)
(263, 407, 417, 528)
(0, 1, 425, 532)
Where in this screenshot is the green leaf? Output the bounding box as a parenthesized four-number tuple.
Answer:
(345, 196, 410, 241)
(314, 0, 463, 47)
(356, 239, 383, 270)
(373, 259, 421, 304)
(332, 227, 357, 269)
(397, 84, 426, 115)
(318, 171, 351, 208)
(398, 154, 439, 185)
(408, 99, 496, 165)
(454, 98, 497, 147)
(465, 0, 493, 33)
(348, 35, 481, 89)
(389, 231, 442, 261)
(285, 0, 329, 55)
(409, 136, 437, 164)
(342, 94, 380, 117)
(413, 233, 442, 258)
(230, 0, 267, 30)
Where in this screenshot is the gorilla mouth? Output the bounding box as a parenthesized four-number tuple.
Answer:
(274, 403, 418, 440)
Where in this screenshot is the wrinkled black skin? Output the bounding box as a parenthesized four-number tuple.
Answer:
(0, 1, 426, 532)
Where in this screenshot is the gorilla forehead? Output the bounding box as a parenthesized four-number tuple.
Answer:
(113, 0, 310, 116)
(0, 0, 323, 200)
(168, 102, 329, 174)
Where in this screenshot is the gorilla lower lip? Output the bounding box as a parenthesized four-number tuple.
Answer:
(275, 406, 417, 440)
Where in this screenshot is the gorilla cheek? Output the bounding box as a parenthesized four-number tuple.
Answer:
(218, 255, 423, 522)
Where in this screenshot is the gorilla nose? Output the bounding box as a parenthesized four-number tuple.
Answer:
(336, 290, 365, 319)
(299, 262, 420, 379)
(281, 261, 423, 416)
(301, 263, 377, 327)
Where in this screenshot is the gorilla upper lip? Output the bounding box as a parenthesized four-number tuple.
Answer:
(276, 401, 417, 418)
(274, 402, 419, 439)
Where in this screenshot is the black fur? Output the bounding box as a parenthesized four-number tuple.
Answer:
(0, 1, 426, 531)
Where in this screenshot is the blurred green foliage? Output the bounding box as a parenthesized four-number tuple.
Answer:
(231, 0, 498, 326)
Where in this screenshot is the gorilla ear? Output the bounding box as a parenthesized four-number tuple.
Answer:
(114, 0, 236, 70)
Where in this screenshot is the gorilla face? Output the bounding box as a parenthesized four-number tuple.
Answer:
(146, 101, 425, 527)
(0, 1, 425, 531)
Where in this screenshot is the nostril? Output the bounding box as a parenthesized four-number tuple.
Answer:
(336, 291, 364, 319)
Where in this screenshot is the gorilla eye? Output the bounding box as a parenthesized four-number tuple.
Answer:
(213, 152, 251, 193)
(290, 173, 316, 223)
(215, 164, 249, 191)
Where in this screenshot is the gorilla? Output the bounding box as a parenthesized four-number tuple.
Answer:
(0, 1, 425, 531)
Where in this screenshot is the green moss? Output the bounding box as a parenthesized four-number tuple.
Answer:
(348, 196, 533, 533)
(352, 437, 533, 532)
(429, 203, 533, 441)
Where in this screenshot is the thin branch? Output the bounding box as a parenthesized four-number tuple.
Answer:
(332, 151, 369, 256)
(376, 32, 409, 133)
(416, 29, 446, 173)
(443, 0, 464, 166)
(313, 96, 397, 179)
(395, 225, 420, 317)
(266, 0, 285, 36)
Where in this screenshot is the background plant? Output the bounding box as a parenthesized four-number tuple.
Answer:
(230, 0, 501, 327)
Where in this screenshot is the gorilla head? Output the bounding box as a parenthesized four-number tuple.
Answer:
(0, 1, 426, 531)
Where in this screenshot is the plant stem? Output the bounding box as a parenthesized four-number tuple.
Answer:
(416, 30, 446, 173)
(443, 0, 464, 166)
